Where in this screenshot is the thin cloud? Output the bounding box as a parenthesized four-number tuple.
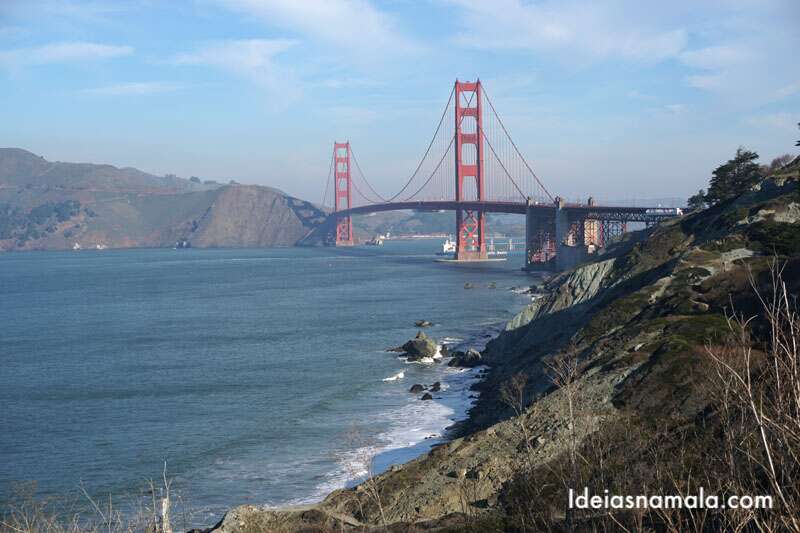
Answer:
(215, 0, 421, 61)
(680, 40, 795, 104)
(774, 81, 800, 101)
(173, 38, 294, 80)
(4, 0, 133, 21)
(674, 3, 798, 106)
(627, 90, 657, 102)
(744, 112, 798, 133)
(446, 0, 687, 62)
(330, 105, 380, 123)
(664, 104, 687, 114)
(317, 77, 383, 89)
(0, 41, 133, 69)
(172, 39, 299, 105)
(82, 82, 181, 96)
(680, 44, 754, 69)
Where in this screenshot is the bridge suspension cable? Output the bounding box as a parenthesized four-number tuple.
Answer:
(385, 84, 456, 203)
(348, 146, 387, 203)
(399, 82, 477, 202)
(479, 124, 526, 199)
(333, 84, 458, 207)
(401, 136, 455, 201)
(321, 149, 333, 208)
(350, 172, 384, 205)
(483, 89, 555, 203)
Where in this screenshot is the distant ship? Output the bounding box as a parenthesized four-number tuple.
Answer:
(437, 236, 522, 257)
(437, 236, 456, 256)
(365, 234, 386, 246)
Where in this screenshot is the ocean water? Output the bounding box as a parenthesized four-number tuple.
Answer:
(0, 240, 533, 525)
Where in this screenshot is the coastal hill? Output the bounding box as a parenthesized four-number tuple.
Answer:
(0, 148, 327, 251)
(0, 148, 525, 251)
(216, 162, 800, 530)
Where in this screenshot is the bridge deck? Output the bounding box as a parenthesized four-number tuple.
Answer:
(332, 200, 676, 223)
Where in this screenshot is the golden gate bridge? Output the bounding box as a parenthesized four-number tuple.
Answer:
(319, 79, 680, 272)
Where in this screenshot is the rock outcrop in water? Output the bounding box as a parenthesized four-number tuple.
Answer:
(393, 331, 438, 361)
(447, 348, 483, 368)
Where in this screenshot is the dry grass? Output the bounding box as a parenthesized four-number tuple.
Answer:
(1, 464, 196, 533)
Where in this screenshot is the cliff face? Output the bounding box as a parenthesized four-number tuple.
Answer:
(0, 149, 325, 250)
(189, 186, 326, 248)
(210, 172, 799, 531)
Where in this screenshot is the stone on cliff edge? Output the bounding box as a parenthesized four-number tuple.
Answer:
(421, 393, 434, 401)
(430, 381, 442, 392)
(409, 384, 425, 393)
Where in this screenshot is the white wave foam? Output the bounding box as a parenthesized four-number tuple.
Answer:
(308, 362, 486, 503)
(382, 371, 405, 382)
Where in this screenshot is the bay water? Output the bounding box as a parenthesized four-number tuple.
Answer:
(0, 240, 532, 525)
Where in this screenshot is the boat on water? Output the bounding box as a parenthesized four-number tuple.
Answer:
(436, 236, 456, 256)
(365, 234, 386, 246)
(436, 236, 523, 257)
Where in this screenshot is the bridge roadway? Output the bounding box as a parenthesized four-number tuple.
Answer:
(335, 200, 673, 224)
(329, 199, 678, 271)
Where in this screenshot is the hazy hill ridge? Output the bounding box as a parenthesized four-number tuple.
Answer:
(0, 148, 327, 251)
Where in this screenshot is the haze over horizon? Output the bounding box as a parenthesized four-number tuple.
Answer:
(1, 0, 798, 205)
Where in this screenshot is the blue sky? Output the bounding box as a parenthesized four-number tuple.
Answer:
(1, 0, 798, 203)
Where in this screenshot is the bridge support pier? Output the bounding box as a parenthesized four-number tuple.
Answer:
(454, 80, 488, 261)
(525, 198, 556, 270)
(526, 197, 600, 272)
(455, 209, 487, 260)
(554, 198, 590, 272)
(334, 141, 354, 246)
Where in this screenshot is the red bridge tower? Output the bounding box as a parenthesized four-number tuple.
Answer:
(454, 80, 487, 260)
(334, 141, 354, 246)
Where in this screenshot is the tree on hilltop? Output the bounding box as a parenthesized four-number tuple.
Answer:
(705, 148, 761, 205)
(687, 190, 706, 210)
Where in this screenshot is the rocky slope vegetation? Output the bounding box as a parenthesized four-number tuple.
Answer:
(206, 170, 799, 531)
(0, 149, 325, 250)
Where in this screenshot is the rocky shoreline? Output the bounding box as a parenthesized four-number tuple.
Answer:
(200, 284, 544, 532)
